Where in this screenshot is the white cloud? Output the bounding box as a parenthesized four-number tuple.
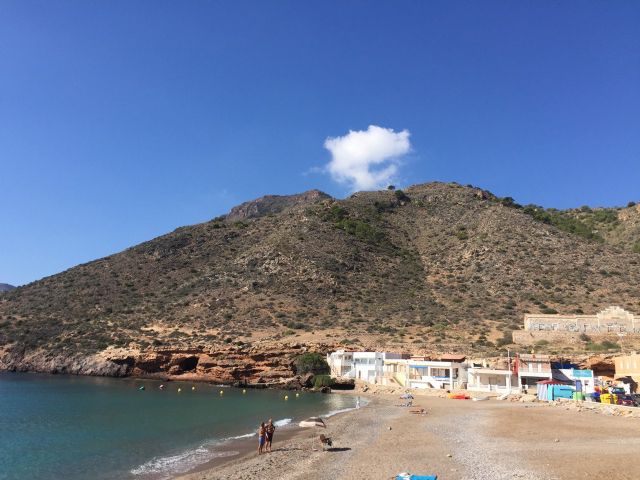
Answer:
(324, 125, 411, 191)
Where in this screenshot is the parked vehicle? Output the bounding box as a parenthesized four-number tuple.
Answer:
(618, 395, 639, 407)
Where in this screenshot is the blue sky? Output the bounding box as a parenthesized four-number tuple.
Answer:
(1, 1, 639, 285)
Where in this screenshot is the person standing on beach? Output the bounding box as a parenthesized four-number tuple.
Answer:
(265, 418, 275, 452)
(258, 422, 266, 455)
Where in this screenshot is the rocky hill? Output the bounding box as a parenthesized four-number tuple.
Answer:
(564, 203, 640, 252)
(225, 189, 331, 221)
(0, 284, 15, 293)
(1, 182, 639, 380)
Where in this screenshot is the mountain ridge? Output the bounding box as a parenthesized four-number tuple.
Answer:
(1, 181, 639, 379)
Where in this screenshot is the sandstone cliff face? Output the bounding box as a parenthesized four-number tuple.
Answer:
(0, 342, 333, 386)
(0, 347, 130, 376)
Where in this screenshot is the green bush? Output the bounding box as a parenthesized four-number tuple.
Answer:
(319, 205, 388, 246)
(600, 340, 621, 350)
(498, 197, 521, 208)
(496, 330, 514, 347)
(294, 352, 330, 375)
(313, 374, 335, 388)
(521, 205, 602, 242)
(394, 189, 409, 202)
(586, 341, 621, 351)
(455, 228, 469, 241)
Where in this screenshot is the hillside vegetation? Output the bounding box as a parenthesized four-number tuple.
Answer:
(1, 182, 640, 361)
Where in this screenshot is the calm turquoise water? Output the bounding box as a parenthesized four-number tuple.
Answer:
(0, 373, 357, 480)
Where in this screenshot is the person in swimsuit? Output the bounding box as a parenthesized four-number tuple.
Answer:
(265, 418, 275, 452)
(258, 422, 266, 455)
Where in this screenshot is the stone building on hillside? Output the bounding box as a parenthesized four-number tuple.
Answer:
(512, 306, 640, 344)
(615, 353, 640, 389)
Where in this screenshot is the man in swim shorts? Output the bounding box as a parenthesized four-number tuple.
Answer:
(265, 418, 275, 452)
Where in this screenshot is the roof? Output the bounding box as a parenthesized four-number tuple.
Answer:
(468, 368, 513, 375)
(439, 354, 467, 362)
(519, 354, 550, 361)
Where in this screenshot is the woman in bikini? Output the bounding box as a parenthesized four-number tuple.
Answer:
(258, 422, 266, 455)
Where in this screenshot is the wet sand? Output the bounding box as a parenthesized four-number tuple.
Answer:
(177, 392, 640, 480)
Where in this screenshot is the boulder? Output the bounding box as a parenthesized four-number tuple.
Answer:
(301, 372, 315, 387)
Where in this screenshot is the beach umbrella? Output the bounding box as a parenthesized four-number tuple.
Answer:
(298, 417, 326, 428)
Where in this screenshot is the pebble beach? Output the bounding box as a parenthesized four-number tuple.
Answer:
(178, 389, 640, 480)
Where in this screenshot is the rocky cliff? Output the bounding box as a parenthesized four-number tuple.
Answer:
(0, 340, 335, 387)
(225, 189, 331, 221)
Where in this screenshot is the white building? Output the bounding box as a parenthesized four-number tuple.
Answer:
(553, 368, 595, 394)
(467, 367, 517, 394)
(383, 356, 467, 390)
(517, 354, 552, 393)
(327, 350, 403, 384)
(327, 350, 353, 378)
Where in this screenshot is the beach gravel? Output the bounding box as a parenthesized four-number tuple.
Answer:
(178, 391, 640, 480)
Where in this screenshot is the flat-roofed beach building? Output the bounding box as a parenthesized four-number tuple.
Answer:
(383, 356, 467, 390)
(327, 350, 403, 384)
(327, 350, 354, 378)
(614, 353, 640, 388)
(516, 353, 552, 393)
(467, 367, 517, 394)
(553, 368, 595, 394)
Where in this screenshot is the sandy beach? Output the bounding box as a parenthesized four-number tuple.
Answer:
(178, 390, 640, 480)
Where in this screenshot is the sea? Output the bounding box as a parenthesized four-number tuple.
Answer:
(0, 373, 358, 480)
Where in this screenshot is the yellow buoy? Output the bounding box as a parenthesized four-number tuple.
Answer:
(284, 395, 289, 400)
(220, 390, 224, 395)
(178, 388, 182, 393)
(192, 386, 196, 391)
(242, 389, 246, 394)
(295, 393, 300, 397)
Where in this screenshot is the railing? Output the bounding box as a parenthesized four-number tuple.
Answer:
(407, 375, 453, 389)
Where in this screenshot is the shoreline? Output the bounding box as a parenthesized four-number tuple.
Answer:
(0, 368, 333, 394)
(173, 391, 367, 479)
(177, 389, 640, 480)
